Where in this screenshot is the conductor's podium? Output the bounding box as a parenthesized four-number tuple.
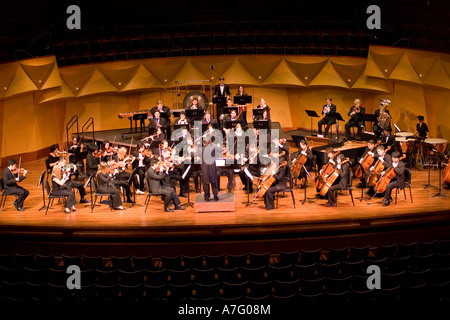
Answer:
(194, 193, 236, 213)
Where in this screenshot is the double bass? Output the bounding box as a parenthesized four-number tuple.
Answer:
(319, 157, 350, 196)
(367, 146, 391, 187)
(354, 142, 380, 179)
(316, 150, 340, 190)
(374, 154, 406, 193)
(256, 161, 287, 198)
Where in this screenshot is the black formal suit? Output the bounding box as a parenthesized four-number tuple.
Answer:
(327, 162, 351, 205)
(373, 109, 392, 137)
(96, 172, 123, 208)
(132, 150, 151, 192)
(2, 168, 29, 209)
(366, 152, 392, 194)
(345, 106, 365, 139)
(384, 161, 406, 202)
(214, 84, 230, 116)
(263, 165, 287, 210)
(146, 167, 181, 210)
(151, 106, 171, 139)
(292, 147, 314, 182)
(148, 117, 167, 135)
(380, 133, 395, 153)
(201, 144, 219, 201)
(86, 152, 100, 177)
(318, 103, 337, 135)
(357, 147, 378, 187)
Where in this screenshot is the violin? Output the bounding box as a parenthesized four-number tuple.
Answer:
(366, 146, 391, 187)
(142, 149, 153, 158)
(374, 154, 406, 193)
(316, 150, 340, 191)
(12, 168, 30, 175)
(92, 150, 104, 158)
(319, 158, 350, 196)
(354, 142, 380, 179)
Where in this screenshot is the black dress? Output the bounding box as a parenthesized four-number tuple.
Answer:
(51, 174, 76, 208)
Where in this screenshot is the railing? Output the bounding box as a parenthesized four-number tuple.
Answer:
(81, 117, 95, 143)
(66, 115, 79, 148)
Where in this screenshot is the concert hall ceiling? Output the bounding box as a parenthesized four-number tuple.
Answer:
(0, 46, 448, 103)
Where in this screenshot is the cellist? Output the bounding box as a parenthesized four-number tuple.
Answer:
(327, 154, 351, 207)
(382, 151, 406, 207)
(292, 139, 314, 188)
(263, 147, 289, 210)
(315, 147, 337, 197)
(356, 139, 378, 188)
(365, 145, 392, 196)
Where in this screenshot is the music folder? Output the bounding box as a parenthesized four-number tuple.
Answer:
(186, 108, 205, 120)
(252, 108, 265, 118)
(201, 122, 219, 132)
(224, 120, 243, 129)
(213, 96, 227, 105)
(252, 120, 270, 129)
(233, 95, 252, 105)
(222, 106, 238, 115)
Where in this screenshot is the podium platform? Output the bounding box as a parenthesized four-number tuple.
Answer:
(194, 193, 235, 213)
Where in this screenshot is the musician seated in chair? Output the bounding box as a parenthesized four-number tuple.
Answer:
(263, 158, 288, 210)
(315, 147, 336, 196)
(379, 128, 395, 154)
(373, 101, 392, 138)
(146, 158, 185, 212)
(365, 145, 392, 196)
(382, 151, 405, 207)
(327, 154, 351, 207)
(3, 159, 29, 211)
(292, 140, 314, 188)
(356, 139, 378, 188)
(148, 110, 167, 136)
(345, 99, 365, 141)
(318, 97, 337, 137)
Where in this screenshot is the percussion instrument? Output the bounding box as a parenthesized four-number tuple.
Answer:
(395, 132, 414, 138)
(395, 137, 413, 154)
(424, 138, 447, 154)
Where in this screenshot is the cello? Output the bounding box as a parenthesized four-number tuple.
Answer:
(256, 161, 288, 198)
(316, 150, 340, 191)
(291, 149, 309, 178)
(367, 146, 391, 187)
(374, 154, 406, 193)
(353, 142, 380, 179)
(319, 157, 350, 196)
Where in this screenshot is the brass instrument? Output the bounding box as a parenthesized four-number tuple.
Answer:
(377, 99, 392, 130)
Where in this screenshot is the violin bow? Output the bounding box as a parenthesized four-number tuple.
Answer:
(18, 157, 22, 178)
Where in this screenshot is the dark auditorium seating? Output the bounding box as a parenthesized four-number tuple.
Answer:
(1, 239, 450, 303)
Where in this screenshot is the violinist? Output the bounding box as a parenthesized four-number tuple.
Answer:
(2, 159, 29, 211)
(50, 164, 77, 214)
(96, 162, 125, 210)
(145, 158, 185, 212)
(326, 154, 351, 207)
(292, 140, 314, 188)
(101, 141, 118, 162)
(365, 145, 392, 196)
(110, 147, 135, 203)
(132, 142, 151, 195)
(68, 137, 87, 173)
(382, 151, 405, 207)
(315, 147, 336, 196)
(318, 97, 337, 137)
(86, 144, 100, 177)
(58, 158, 90, 204)
(345, 99, 365, 141)
(48, 145, 63, 169)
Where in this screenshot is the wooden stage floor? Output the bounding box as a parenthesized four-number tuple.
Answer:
(1, 157, 450, 256)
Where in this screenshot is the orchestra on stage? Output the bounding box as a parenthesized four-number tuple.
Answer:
(4, 79, 449, 214)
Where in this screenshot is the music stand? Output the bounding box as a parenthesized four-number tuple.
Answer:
(234, 95, 252, 105)
(224, 120, 243, 130)
(335, 113, 345, 140)
(242, 167, 254, 207)
(423, 142, 438, 190)
(363, 114, 378, 132)
(252, 120, 270, 130)
(222, 106, 239, 115)
(186, 108, 205, 122)
(213, 96, 227, 105)
(181, 165, 194, 207)
(201, 122, 219, 133)
(431, 152, 448, 198)
(37, 169, 50, 211)
(305, 110, 320, 136)
(252, 108, 265, 120)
